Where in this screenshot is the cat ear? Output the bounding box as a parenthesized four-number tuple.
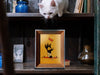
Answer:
(38, 3, 44, 8)
(51, 0, 56, 7)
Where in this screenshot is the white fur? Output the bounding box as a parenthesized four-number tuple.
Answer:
(38, 0, 69, 19)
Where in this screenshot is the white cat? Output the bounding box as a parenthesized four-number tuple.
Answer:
(38, 0, 69, 19)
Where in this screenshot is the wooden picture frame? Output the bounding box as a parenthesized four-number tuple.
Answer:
(35, 30, 65, 68)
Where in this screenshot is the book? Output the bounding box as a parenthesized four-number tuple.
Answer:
(65, 59, 70, 66)
(84, 0, 87, 13)
(13, 44, 24, 63)
(91, 0, 94, 13)
(13, 0, 17, 13)
(74, 0, 84, 13)
(87, 0, 91, 13)
(80, 0, 84, 13)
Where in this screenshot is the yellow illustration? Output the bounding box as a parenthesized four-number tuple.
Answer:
(40, 34, 61, 64)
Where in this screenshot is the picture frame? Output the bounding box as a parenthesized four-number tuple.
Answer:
(13, 44, 24, 63)
(35, 29, 65, 68)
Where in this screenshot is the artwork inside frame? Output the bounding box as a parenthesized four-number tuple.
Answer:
(13, 44, 24, 63)
(35, 30, 65, 68)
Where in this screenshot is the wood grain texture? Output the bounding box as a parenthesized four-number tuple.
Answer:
(0, 62, 94, 74)
(14, 62, 93, 74)
(0, 0, 15, 75)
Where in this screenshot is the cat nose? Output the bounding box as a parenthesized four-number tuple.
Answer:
(48, 16, 50, 19)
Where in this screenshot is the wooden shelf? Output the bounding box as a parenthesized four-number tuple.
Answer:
(7, 13, 94, 21)
(5, 13, 94, 74)
(7, 13, 42, 17)
(13, 62, 93, 74)
(0, 62, 94, 74)
(7, 13, 94, 17)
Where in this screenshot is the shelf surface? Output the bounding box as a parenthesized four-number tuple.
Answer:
(7, 13, 42, 17)
(7, 13, 94, 17)
(13, 62, 94, 74)
(7, 13, 94, 22)
(0, 62, 94, 74)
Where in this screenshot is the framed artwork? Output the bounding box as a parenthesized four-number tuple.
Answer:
(35, 30, 65, 68)
(13, 44, 24, 63)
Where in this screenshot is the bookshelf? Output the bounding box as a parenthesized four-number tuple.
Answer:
(6, 13, 94, 75)
(0, 0, 96, 75)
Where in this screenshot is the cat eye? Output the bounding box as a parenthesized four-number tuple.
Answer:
(49, 12, 53, 15)
(43, 13, 46, 15)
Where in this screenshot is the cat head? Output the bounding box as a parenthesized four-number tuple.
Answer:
(38, 0, 58, 19)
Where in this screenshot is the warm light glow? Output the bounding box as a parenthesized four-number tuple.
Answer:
(40, 34, 61, 64)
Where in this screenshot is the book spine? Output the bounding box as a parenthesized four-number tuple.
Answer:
(87, 0, 91, 13)
(74, 0, 80, 13)
(80, 0, 84, 13)
(91, 0, 94, 13)
(74, 0, 84, 13)
(84, 0, 87, 13)
(12, 0, 17, 13)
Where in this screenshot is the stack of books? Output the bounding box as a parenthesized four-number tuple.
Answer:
(74, 0, 94, 13)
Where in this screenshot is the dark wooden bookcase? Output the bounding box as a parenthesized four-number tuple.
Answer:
(5, 13, 94, 75)
(0, 0, 97, 75)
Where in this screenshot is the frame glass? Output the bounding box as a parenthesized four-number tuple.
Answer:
(35, 30, 65, 68)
